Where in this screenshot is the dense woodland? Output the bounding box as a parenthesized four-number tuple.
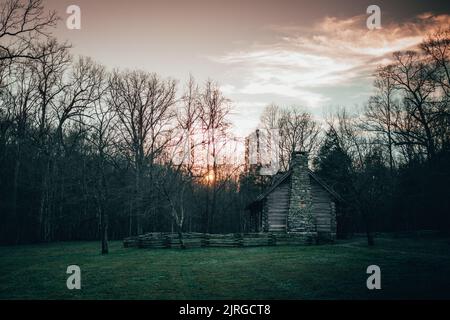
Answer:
(1, 0, 449, 249)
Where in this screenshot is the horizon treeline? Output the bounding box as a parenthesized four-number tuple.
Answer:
(1, 1, 449, 247)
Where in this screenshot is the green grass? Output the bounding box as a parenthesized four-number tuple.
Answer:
(1, 236, 450, 299)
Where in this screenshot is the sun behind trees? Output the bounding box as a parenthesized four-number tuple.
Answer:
(0, 0, 244, 251)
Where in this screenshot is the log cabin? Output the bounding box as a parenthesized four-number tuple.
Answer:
(246, 151, 342, 242)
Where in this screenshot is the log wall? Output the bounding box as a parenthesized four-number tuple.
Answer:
(266, 180, 290, 232)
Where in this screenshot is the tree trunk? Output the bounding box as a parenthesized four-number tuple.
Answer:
(177, 230, 185, 249)
(364, 210, 375, 246)
(101, 208, 109, 254)
(12, 144, 21, 243)
(38, 157, 50, 241)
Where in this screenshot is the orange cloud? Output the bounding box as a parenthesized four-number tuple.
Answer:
(211, 13, 450, 108)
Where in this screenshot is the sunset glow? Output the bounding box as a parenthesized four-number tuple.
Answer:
(204, 171, 216, 184)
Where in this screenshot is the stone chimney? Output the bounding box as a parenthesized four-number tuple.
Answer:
(287, 151, 315, 233)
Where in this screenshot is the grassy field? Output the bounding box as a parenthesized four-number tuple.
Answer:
(1, 235, 450, 300)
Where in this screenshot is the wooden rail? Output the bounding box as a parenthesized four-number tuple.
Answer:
(123, 232, 318, 249)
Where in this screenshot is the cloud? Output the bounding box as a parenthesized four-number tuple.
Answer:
(210, 13, 450, 109)
(228, 101, 268, 137)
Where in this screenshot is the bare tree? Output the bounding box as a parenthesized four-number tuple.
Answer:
(57, 57, 109, 252)
(421, 28, 450, 149)
(88, 92, 115, 254)
(258, 105, 321, 171)
(28, 39, 70, 241)
(56, 57, 106, 149)
(30, 39, 71, 141)
(0, 0, 58, 62)
(278, 107, 320, 171)
(198, 79, 232, 233)
(154, 153, 191, 248)
(386, 50, 438, 159)
(2, 60, 38, 241)
(364, 66, 401, 172)
(177, 75, 201, 175)
(108, 70, 176, 235)
(421, 28, 450, 99)
(260, 103, 280, 131)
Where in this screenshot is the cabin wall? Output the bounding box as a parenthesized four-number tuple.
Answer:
(265, 180, 290, 232)
(311, 179, 336, 240)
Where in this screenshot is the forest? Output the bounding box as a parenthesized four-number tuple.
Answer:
(1, 0, 449, 250)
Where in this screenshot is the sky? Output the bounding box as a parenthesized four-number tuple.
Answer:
(44, 0, 450, 138)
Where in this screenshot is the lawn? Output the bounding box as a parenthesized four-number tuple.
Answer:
(1, 235, 450, 299)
